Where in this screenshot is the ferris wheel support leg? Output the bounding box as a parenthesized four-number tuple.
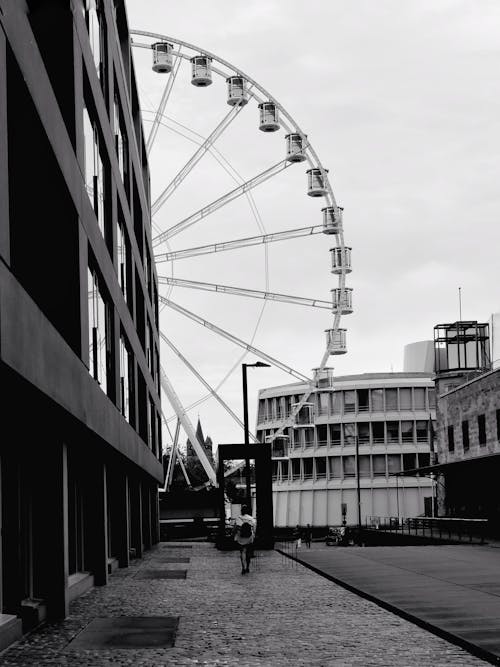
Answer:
(160, 332, 259, 443)
(163, 418, 181, 492)
(146, 52, 182, 155)
(152, 105, 243, 215)
(152, 158, 292, 246)
(160, 366, 218, 487)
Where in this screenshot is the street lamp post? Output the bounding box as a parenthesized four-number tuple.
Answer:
(242, 362, 270, 509)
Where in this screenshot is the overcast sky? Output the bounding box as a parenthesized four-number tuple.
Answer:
(126, 1, 500, 448)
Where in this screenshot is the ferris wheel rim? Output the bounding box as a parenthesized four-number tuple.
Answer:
(131, 29, 350, 444)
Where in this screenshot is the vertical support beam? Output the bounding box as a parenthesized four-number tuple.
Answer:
(44, 442, 69, 620)
(151, 485, 160, 545)
(87, 460, 108, 586)
(130, 478, 143, 558)
(112, 470, 130, 568)
(0, 25, 9, 265)
(255, 443, 274, 549)
(141, 480, 152, 551)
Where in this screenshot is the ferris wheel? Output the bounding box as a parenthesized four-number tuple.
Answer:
(130, 32, 353, 486)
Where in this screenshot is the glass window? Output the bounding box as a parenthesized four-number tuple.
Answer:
(343, 423, 355, 446)
(277, 398, 283, 420)
(291, 458, 301, 480)
(372, 422, 384, 443)
(371, 388, 384, 411)
(387, 455, 401, 473)
(399, 388, 412, 410)
(88, 266, 111, 396)
(428, 388, 436, 408)
(315, 457, 327, 478)
(359, 455, 370, 477)
(401, 421, 414, 443)
(357, 422, 370, 443)
(119, 334, 134, 423)
(331, 392, 342, 414)
(113, 90, 129, 191)
(84, 0, 106, 90)
(328, 457, 342, 478)
(280, 460, 289, 481)
(343, 456, 355, 477)
(319, 392, 330, 415)
(416, 420, 428, 442)
(448, 425, 455, 452)
(462, 420, 469, 451)
(343, 390, 356, 413)
(316, 424, 327, 446)
(414, 387, 426, 410)
(372, 455, 386, 476)
(116, 217, 131, 304)
(83, 105, 106, 238)
(385, 388, 398, 411)
(304, 428, 314, 448)
(329, 424, 341, 446)
(146, 322, 153, 373)
(387, 421, 399, 443)
(293, 429, 301, 449)
(418, 453, 430, 468)
(403, 453, 416, 470)
(357, 389, 369, 411)
(478, 414, 486, 446)
(303, 458, 313, 478)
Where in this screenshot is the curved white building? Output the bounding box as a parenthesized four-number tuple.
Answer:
(256, 372, 436, 527)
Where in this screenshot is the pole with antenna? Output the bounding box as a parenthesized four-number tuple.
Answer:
(458, 287, 462, 321)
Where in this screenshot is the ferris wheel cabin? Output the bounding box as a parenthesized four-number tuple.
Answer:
(307, 167, 328, 197)
(265, 434, 290, 459)
(331, 287, 353, 314)
(322, 206, 343, 234)
(226, 76, 249, 106)
(325, 328, 347, 355)
(151, 42, 174, 73)
(292, 402, 315, 427)
(285, 133, 306, 162)
(258, 102, 280, 132)
(313, 367, 335, 388)
(190, 55, 212, 86)
(330, 247, 352, 274)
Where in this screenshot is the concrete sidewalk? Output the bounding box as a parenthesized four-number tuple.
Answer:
(0, 543, 488, 666)
(291, 544, 500, 665)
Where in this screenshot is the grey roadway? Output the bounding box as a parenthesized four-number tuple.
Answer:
(291, 543, 500, 665)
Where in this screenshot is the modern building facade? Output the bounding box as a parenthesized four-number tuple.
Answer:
(256, 369, 436, 527)
(0, 0, 162, 646)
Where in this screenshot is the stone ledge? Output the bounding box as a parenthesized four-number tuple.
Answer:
(21, 598, 47, 632)
(0, 614, 22, 652)
(68, 572, 94, 602)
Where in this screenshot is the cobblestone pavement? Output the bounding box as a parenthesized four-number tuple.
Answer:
(0, 542, 489, 666)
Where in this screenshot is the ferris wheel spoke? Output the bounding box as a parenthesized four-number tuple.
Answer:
(159, 296, 310, 383)
(160, 332, 259, 443)
(160, 365, 217, 486)
(152, 158, 292, 247)
(154, 224, 325, 262)
(146, 53, 182, 155)
(158, 276, 331, 309)
(152, 105, 243, 216)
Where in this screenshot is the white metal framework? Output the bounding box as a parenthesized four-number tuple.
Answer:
(131, 31, 352, 488)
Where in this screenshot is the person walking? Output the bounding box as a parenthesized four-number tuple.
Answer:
(233, 505, 256, 574)
(304, 523, 312, 548)
(292, 524, 301, 549)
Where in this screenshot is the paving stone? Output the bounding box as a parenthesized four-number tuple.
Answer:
(135, 570, 187, 580)
(66, 617, 178, 649)
(0, 543, 489, 666)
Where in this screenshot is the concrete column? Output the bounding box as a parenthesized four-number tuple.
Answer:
(87, 461, 108, 586)
(0, 26, 10, 265)
(43, 442, 69, 620)
(130, 478, 143, 558)
(111, 470, 130, 568)
(150, 484, 160, 545)
(141, 480, 152, 551)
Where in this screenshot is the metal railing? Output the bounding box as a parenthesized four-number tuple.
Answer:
(366, 516, 488, 544)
